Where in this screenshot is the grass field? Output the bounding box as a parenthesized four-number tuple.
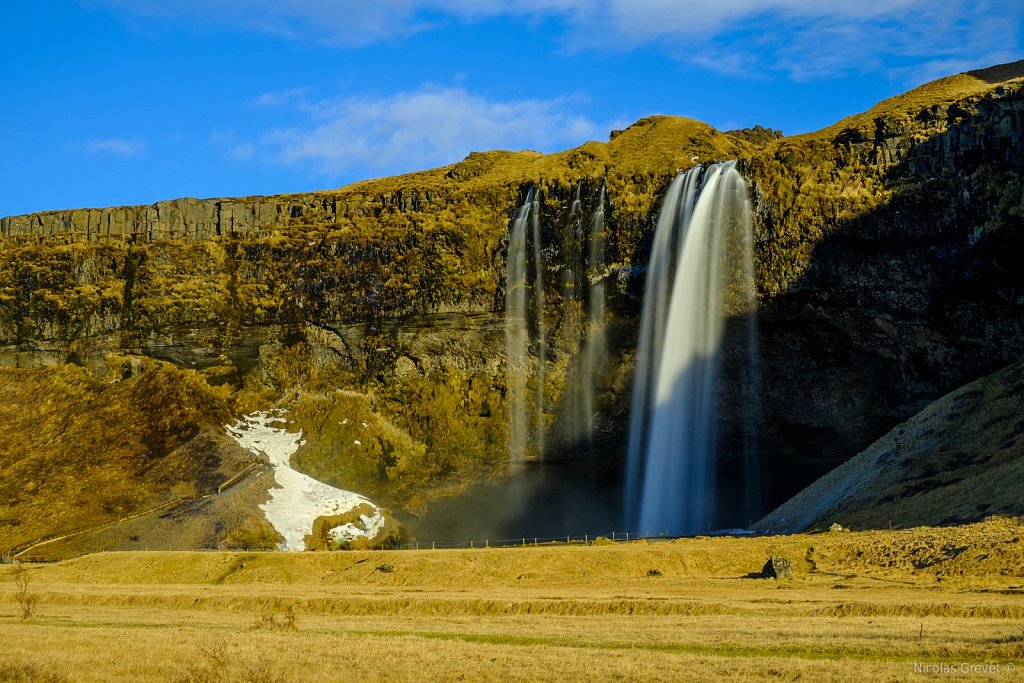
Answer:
(2, 519, 1022, 682)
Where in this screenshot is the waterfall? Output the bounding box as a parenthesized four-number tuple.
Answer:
(626, 161, 758, 535)
(505, 192, 532, 463)
(505, 189, 547, 462)
(559, 189, 586, 446)
(580, 183, 608, 444)
(555, 183, 609, 454)
(531, 192, 547, 459)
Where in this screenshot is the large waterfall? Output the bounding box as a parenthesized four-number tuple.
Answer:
(626, 161, 759, 536)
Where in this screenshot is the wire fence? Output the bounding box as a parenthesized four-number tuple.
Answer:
(5, 527, 753, 562)
(395, 531, 682, 550)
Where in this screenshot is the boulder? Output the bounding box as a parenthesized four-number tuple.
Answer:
(761, 555, 794, 580)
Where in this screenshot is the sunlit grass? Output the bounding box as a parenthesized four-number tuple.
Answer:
(2, 519, 1022, 681)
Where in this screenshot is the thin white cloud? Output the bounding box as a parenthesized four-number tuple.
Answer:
(588, 0, 1023, 82)
(84, 138, 145, 156)
(229, 142, 257, 161)
(226, 86, 612, 178)
(251, 87, 311, 108)
(81, 0, 1023, 81)
(80, 0, 545, 46)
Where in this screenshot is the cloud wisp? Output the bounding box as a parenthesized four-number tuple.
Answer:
(226, 86, 610, 181)
(251, 87, 312, 108)
(83, 0, 1023, 81)
(83, 138, 146, 157)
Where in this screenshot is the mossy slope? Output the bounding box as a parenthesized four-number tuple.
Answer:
(0, 359, 267, 553)
(757, 360, 1024, 533)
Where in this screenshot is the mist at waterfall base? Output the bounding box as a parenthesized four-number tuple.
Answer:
(414, 166, 759, 541)
(411, 461, 624, 542)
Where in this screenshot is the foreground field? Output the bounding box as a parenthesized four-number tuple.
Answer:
(2, 519, 1023, 682)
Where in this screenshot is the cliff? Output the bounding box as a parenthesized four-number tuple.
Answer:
(1, 61, 1023, 550)
(755, 360, 1024, 532)
(744, 61, 1024, 502)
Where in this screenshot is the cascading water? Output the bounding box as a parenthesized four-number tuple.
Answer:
(555, 183, 609, 454)
(626, 161, 758, 536)
(531, 191, 547, 458)
(580, 184, 608, 444)
(505, 189, 547, 462)
(559, 188, 586, 444)
(505, 192, 532, 463)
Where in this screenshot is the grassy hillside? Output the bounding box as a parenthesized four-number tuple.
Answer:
(0, 359, 274, 554)
(757, 361, 1024, 533)
(805, 59, 1024, 142)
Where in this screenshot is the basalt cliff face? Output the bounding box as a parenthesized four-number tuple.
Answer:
(1, 61, 1022, 552)
(741, 63, 1024, 506)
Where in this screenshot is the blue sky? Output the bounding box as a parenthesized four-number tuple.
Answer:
(1, 1, 1021, 217)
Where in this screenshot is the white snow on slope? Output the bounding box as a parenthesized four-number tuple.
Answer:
(226, 411, 384, 551)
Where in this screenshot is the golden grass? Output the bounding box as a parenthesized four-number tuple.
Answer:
(801, 59, 1024, 142)
(1, 519, 1021, 681)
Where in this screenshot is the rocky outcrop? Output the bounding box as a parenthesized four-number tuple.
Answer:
(0, 194, 345, 241)
(755, 360, 1024, 533)
(742, 62, 1024, 509)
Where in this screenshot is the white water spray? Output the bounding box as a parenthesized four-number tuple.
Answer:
(626, 161, 758, 535)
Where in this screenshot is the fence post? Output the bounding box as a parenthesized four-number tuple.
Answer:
(432, 541, 435, 550)
(522, 538, 525, 547)
(485, 539, 489, 548)
(585, 534, 588, 544)
(470, 540, 474, 549)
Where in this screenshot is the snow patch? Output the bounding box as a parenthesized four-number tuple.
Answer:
(225, 411, 385, 551)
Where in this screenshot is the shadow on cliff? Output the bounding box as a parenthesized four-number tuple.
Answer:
(747, 84, 1024, 518)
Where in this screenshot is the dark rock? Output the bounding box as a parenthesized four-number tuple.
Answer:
(761, 555, 794, 580)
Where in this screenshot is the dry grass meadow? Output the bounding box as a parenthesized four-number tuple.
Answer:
(2, 518, 1023, 682)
